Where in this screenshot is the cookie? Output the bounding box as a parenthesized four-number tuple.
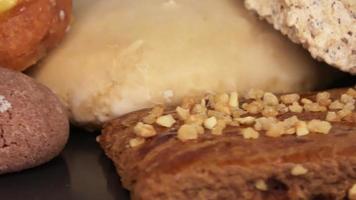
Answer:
(0, 67, 69, 174)
(245, 0, 356, 74)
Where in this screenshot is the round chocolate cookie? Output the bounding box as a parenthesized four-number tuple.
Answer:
(0, 67, 69, 174)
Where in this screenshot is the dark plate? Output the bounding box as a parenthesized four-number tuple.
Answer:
(0, 127, 130, 200)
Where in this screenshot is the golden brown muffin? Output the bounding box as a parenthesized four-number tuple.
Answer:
(0, 0, 72, 71)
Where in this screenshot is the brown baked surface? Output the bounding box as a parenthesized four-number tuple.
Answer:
(0, 0, 72, 71)
(0, 67, 69, 174)
(99, 88, 356, 200)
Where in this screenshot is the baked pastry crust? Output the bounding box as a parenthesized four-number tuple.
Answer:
(245, 0, 356, 74)
(0, 0, 72, 71)
(99, 88, 356, 200)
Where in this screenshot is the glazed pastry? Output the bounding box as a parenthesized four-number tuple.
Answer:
(245, 0, 356, 74)
(99, 88, 356, 200)
(30, 0, 340, 128)
(0, 67, 69, 174)
(0, 0, 72, 71)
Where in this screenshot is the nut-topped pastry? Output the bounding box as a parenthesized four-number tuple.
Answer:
(99, 87, 356, 200)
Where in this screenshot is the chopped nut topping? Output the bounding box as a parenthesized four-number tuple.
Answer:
(263, 92, 279, 106)
(177, 124, 201, 141)
(277, 103, 289, 114)
(289, 102, 303, 113)
(127, 88, 356, 147)
(266, 122, 285, 138)
(186, 114, 206, 125)
(280, 93, 300, 104)
(255, 180, 268, 191)
(156, 114, 176, 128)
(304, 103, 327, 112)
(242, 128, 259, 139)
(301, 98, 313, 105)
(345, 102, 355, 111)
(346, 88, 356, 98)
(134, 122, 157, 138)
(326, 112, 340, 122)
(348, 184, 356, 200)
(291, 164, 308, 176)
(211, 120, 226, 135)
(235, 116, 256, 125)
(254, 117, 276, 131)
(192, 104, 207, 114)
(307, 120, 332, 134)
(296, 121, 309, 136)
(283, 116, 299, 135)
(341, 94, 355, 104)
(176, 106, 190, 120)
(229, 92, 239, 108)
(243, 101, 264, 114)
(232, 109, 247, 118)
(204, 116, 217, 130)
(214, 104, 231, 115)
(262, 106, 279, 117)
(316, 92, 331, 106)
(129, 138, 145, 148)
(337, 109, 352, 119)
(329, 100, 344, 110)
(143, 106, 164, 124)
(245, 89, 264, 100)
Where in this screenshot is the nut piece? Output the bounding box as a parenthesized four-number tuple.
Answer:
(263, 92, 279, 106)
(301, 98, 313, 105)
(307, 120, 332, 134)
(134, 122, 157, 138)
(241, 128, 259, 139)
(255, 179, 268, 191)
(341, 94, 355, 104)
(211, 120, 227, 135)
(266, 122, 285, 138)
(346, 88, 356, 98)
(243, 101, 264, 114)
(229, 92, 239, 108)
(289, 102, 303, 113)
(291, 164, 308, 176)
(129, 138, 145, 148)
(156, 114, 176, 128)
(245, 89, 264, 100)
(204, 116, 217, 130)
(348, 184, 356, 200)
(235, 116, 256, 125)
(304, 103, 327, 112)
(316, 92, 331, 106)
(326, 112, 340, 122)
(280, 93, 300, 104)
(176, 106, 190, 120)
(296, 121, 309, 136)
(177, 124, 200, 141)
(254, 117, 276, 131)
(262, 106, 279, 117)
(329, 100, 344, 110)
(143, 106, 164, 124)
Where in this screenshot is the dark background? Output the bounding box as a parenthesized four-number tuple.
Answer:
(0, 128, 130, 200)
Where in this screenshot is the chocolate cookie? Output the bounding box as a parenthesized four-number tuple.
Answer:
(0, 67, 69, 174)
